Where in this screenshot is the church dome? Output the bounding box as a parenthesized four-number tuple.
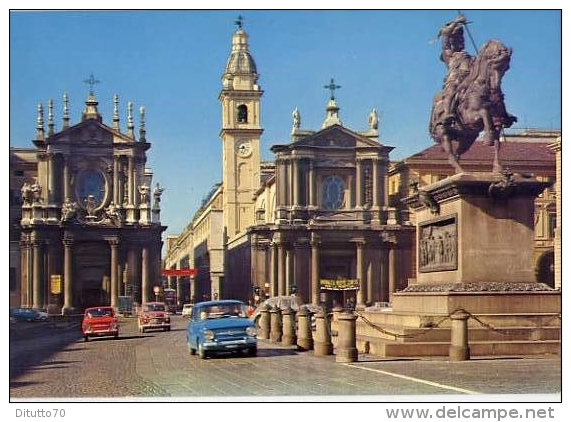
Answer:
(224, 29, 258, 75)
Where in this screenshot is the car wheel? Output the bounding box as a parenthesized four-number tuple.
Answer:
(114, 334, 119, 340)
(247, 346, 257, 357)
(188, 342, 196, 355)
(198, 342, 207, 359)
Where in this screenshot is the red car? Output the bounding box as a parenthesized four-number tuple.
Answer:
(138, 302, 171, 333)
(81, 306, 119, 341)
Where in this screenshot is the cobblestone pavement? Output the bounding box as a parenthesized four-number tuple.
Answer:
(10, 315, 561, 400)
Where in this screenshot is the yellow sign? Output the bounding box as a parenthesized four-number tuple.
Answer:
(320, 279, 359, 291)
(50, 275, 62, 294)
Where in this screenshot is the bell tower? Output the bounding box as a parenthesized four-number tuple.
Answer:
(219, 16, 263, 240)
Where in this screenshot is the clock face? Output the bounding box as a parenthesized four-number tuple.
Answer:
(322, 175, 345, 210)
(76, 170, 106, 207)
(235, 140, 252, 157)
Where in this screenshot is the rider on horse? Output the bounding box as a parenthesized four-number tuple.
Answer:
(438, 14, 473, 125)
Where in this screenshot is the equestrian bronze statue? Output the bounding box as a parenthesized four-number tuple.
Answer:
(429, 14, 517, 173)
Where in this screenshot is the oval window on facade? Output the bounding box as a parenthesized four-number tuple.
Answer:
(322, 175, 345, 210)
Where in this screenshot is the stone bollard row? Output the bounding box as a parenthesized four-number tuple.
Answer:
(296, 307, 313, 350)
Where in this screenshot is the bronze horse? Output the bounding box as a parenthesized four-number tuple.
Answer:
(430, 39, 517, 173)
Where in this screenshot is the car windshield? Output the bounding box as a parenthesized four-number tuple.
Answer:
(87, 308, 113, 317)
(145, 303, 165, 312)
(199, 304, 246, 319)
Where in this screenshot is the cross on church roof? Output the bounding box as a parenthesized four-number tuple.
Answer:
(83, 72, 101, 95)
(234, 15, 243, 30)
(324, 78, 341, 100)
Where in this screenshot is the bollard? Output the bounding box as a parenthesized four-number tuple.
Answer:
(335, 311, 358, 363)
(269, 305, 283, 343)
(281, 306, 297, 346)
(449, 311, 470, 361)
(313, 311, 333, 356)
(258, 304, 271, 340)
(296, 307, 313, 350)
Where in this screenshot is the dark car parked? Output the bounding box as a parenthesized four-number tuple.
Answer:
(10, 308, 49, 323)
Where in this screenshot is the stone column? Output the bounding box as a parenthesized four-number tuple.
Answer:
(110, 240, 119, 308)
(141, 245, 150, 303)
(32, 240, 43, 309)
(20, 239, 31, 307)
(62, 236, 73, 313)
(270, 241, 278, 297)
(286, 246, 294, 296)
(356, 241, 366, 308)
(355, 158, 363, 208)
(372, 157, 379, 209)
(336, 311, 358, 363)
(389, 248, 398, 302)
(311, 233, 321, 306)
(449, 311, 470, 361)
(292, 158, 299, 207)
(308, 161, 316, 208)
(278, 242, 286, 296)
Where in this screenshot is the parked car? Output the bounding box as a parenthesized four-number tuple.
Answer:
(186, 300, 257, 359)
(81, 306, 119, 341)
(138, 302, 171, 333)
(9, 307, 49, 322)
(181, 303, 193, 318)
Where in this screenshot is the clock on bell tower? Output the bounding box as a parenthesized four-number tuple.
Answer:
(219, 18, 263, 240)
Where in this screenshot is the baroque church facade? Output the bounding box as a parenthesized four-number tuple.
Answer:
(14, 88, 166, 313)
(164, 22, 415, 308)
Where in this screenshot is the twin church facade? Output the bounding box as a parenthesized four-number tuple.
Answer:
(11, 20, 556, 311)
(165, 23, 415, 308)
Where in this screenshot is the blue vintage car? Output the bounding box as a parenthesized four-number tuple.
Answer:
(186, 300, 257, 359)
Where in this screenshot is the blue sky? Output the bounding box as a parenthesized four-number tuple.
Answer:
(9, 9, 562, 237)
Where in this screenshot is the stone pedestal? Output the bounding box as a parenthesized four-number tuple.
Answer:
(395, 172, 559, 316)
(357, 172, 561, 358)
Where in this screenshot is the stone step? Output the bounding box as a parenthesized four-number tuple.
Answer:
(355, 325, 561, 342)
(356, 336, 561, 358)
